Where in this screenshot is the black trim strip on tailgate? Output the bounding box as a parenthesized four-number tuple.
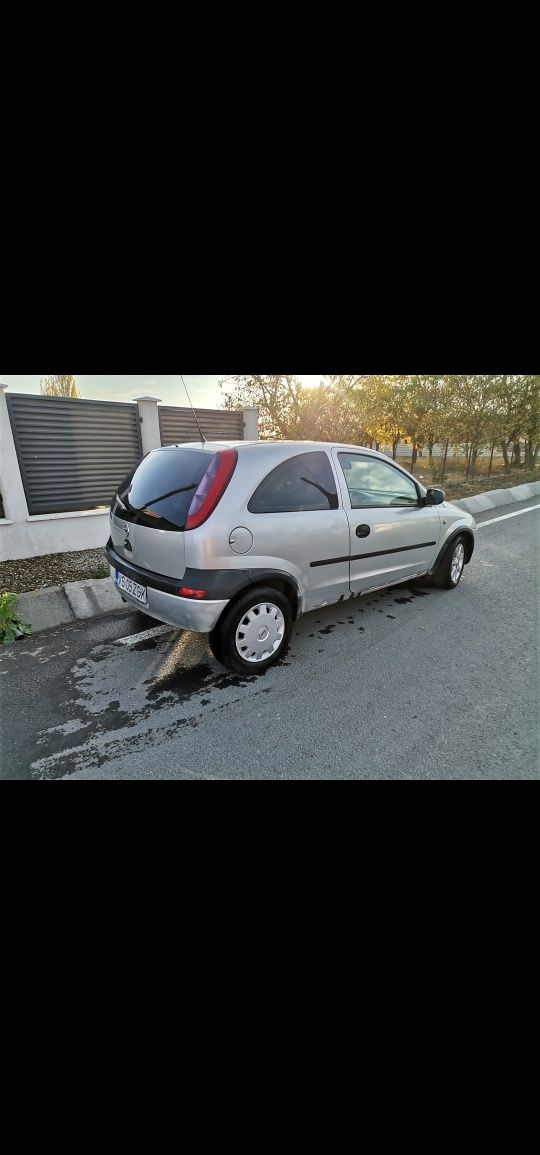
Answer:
(106, 540, 299, 602)
(310, 541, 437, 567)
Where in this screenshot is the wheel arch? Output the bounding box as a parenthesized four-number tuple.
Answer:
(430, 528, 475, 574)
(225, 571, 301, 621)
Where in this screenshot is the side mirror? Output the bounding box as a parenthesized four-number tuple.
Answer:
(425, 487, 445, 505)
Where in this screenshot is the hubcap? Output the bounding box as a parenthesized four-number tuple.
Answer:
(235, 602, 285, 663)
(450, 541, 465, 584)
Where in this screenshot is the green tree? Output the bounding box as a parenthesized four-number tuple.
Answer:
(446, 375, 501, 478)
(40, 374, 80, 398)
(433, 376, 464, 483)
(493, 375, 539, 472)
(218, 373, 539, 474)
(519, 375, 540, 470)
(220, 375, 304, 439)
(298, 379, 369, 444)
(373, 377, 407, 459)
(396, 376, 444, 472)
(322, 376, 397, 450)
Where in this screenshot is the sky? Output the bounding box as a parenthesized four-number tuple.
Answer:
(0, 375, 324, 407)
(0, 375, 228, 408)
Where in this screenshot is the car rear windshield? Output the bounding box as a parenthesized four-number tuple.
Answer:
(113, 448, 214, 531)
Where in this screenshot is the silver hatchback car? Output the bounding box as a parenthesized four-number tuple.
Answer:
(106, 440, 476, 672)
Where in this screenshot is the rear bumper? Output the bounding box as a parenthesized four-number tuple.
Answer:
(106, 541, 228, 633)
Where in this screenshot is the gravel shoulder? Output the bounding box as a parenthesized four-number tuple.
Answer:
(0, 547, 109, 595)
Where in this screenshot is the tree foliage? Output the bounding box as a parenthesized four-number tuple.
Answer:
(220, 375, 303, 439)
(40, 374, 80, 398)
(220, 374, 539, 476)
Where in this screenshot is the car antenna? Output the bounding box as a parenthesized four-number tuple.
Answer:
(180, 374, 206, 446)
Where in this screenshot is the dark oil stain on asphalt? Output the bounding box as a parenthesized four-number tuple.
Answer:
(144, 661, 214, 701)
(393, 587, 431, 605)
(42, 580, 436, 776)
(81, 680, 276, 774)
(143, 662, 262, 706)
(81, 644, 116, 663)
(211, 671, 262, 690)
(33, 637, 278, 779)
(33, 695, 150, 778)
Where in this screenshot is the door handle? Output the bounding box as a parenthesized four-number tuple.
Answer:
(356, 524, 371, 538)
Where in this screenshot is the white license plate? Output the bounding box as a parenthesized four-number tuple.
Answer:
(115, 570, 147, 605)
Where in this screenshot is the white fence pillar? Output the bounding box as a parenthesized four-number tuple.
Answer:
(0, 384, 30, 524)
(242, 407, 259, 440)
(133, 394, 162, 454)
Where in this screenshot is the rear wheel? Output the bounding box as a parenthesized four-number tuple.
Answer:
(432, 535, 466, 589)
(209, 586, 293, 674)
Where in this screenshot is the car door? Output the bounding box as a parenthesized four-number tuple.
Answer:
(332, 450, 442, 593)
(244, 449, 351, 612)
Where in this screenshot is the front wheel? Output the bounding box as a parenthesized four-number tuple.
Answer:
(432, 535, 466, 589)
(209, 587, 293, 674)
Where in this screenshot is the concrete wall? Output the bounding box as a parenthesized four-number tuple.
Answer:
(0, 509, 111, 563)
(0, 389, 257, 562)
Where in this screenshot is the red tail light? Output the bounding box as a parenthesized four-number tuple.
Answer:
(185, 448, 238, 530)
(178, 587, 207, 599)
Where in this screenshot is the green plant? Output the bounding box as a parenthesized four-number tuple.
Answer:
(0, 592, 32, 644)
(90, 565, 109, 579)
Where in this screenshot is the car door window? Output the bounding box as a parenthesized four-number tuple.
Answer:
(337, 454, 418, 508)
(248, 452, 339, 513)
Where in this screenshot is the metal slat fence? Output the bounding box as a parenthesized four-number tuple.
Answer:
(159, 405, 243, 445)
(6, 394, 143, 515)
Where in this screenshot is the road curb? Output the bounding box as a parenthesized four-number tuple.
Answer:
(450, 479, 540, 514)
(16, 576, 124, 634)
(10, 479, 540, 636)
(64, 578, 124, 620)
(16, 585, 76, 633)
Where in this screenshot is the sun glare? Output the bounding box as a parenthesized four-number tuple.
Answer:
(298, 375, 326, 389)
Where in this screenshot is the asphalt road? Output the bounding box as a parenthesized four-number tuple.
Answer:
(1, 499, 538, 780)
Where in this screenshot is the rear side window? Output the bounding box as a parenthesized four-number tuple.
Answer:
(248, 452, 339, 513)
(113, 448, 213, 531)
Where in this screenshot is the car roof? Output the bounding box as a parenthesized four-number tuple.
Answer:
(169, 439, 387, 457)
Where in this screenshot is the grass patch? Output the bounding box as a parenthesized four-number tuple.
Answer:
(397, 458, 539, 501)
(0, 592, 31, 644)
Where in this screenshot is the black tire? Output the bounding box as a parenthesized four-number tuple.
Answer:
(431, 534, 466, 590)
(209, 586, 293, 674)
